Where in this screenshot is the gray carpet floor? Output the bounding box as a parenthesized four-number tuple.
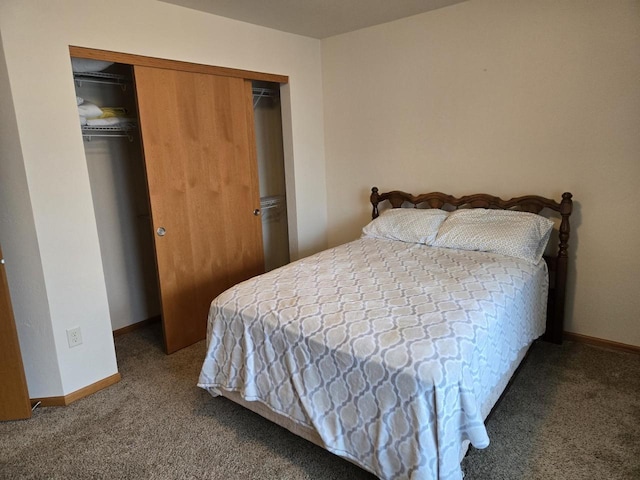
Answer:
(1, 323, 639, 479)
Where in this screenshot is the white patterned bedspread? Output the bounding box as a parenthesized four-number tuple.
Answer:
(198, 237, 548, 479)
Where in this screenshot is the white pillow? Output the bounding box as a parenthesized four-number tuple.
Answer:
(362, 208, 449, 245)
(432, 208, 554, 264)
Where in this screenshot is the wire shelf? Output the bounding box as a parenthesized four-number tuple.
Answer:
(74, 71, 129, 90)
(82, 124, 138, 142)
(260, 195, 286, 211)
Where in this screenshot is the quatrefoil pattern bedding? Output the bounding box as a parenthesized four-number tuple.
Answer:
(198, 237, 547, 480)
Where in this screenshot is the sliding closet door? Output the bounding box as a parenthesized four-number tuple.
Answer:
(134, 66, 264, 354)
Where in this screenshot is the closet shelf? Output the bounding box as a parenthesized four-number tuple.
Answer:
(74, 71, 130, 90)
(82, 124, 137, 142)
(260, 195, 286, 211)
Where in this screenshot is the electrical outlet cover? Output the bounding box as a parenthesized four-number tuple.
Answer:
(66, 327, 83, 348)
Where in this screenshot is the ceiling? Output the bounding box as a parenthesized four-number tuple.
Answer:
(160, 0, 467, 39)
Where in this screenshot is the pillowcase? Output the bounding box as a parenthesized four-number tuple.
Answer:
(432, 208, 554, 264)
(362, 208, 449, 245)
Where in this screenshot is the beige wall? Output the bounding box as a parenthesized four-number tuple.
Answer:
(0, 0, 326, 397)
(0, 31, 63, 396)
(322, 0, 640, 346)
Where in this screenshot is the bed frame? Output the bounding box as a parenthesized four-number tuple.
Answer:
(370, 187, 573, 344)
(213, 187, 574, 476)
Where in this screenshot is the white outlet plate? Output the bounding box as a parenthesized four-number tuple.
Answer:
(66, 327, 83, 348)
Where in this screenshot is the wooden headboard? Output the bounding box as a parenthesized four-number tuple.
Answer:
(369, 187, 573, 344)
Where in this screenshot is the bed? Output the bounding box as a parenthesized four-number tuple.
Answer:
(198, 187, 573, 480)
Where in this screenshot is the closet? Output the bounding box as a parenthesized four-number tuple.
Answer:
(71, 47, 290, 354)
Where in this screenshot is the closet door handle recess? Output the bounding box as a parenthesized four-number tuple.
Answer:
(253, 209, 261, 216)
(156, 227, 166, 237)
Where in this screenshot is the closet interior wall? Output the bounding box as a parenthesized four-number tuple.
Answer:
(75, 62, 160, 332)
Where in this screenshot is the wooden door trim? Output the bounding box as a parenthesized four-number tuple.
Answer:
(69, 46, 288, 84)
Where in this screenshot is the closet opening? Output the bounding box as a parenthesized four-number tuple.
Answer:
(72, 54, 292, 355)
(253, 80, 290, 272)
(73, 58, 163, 347)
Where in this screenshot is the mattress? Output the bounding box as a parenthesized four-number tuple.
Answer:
(198, 237, 548, 479)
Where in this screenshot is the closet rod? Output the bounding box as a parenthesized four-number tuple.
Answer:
(252, 87, 277, 96)
(252, 87, 278, 109)
(74, 72, 129, 91)
(75, 78, 128, 91)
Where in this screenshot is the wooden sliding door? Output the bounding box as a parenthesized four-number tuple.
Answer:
(134, 67, 264, 353)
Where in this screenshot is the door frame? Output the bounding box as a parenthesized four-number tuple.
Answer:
(0, 245, 32, 420)
(69, 46, 290, 353)
(69, 46, 288, 84)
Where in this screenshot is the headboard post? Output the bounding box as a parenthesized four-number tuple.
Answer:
(371, 187, 381, 219)
(546, 192, 573, 344)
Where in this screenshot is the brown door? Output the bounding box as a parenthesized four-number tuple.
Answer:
(0, 245, 32, 420)
(134, 66, 265, 354)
